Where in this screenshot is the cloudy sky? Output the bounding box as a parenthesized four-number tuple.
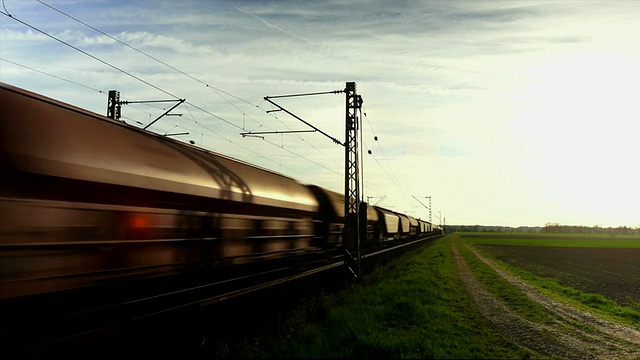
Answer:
(2, 0, 640, 227)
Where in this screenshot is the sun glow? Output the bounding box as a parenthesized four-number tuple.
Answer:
(509, 50, 640, 225)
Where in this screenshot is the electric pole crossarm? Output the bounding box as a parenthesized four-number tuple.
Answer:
(412, 195, 432, 223)
(264, 89, 343, 99)
(107, 89, 184, 122)
(262, 97, 344, 146)
(374, 195, 387, 206)
(163, 132, 189, 136)
(412, 195, 428, 209)
(142, 99, 185, 130)
(120, 99, 180, 104)
(240, 130, 316, 137)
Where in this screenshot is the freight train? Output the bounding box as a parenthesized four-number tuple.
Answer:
(0, 83, 442, 300)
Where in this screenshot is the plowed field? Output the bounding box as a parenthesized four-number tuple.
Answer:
(477, 244, 640, 310)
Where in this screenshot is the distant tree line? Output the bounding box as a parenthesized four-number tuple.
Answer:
(447, 223, 640, 235)
(446, 225, 542, 233)
(541, 223, 640, 235)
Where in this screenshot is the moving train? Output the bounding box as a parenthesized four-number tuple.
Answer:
(0, 83, 442, 300)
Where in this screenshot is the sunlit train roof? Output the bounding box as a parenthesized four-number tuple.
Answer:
(0, 83, 318, 213)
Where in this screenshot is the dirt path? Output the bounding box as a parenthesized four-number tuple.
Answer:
(452, 239, 640, 359)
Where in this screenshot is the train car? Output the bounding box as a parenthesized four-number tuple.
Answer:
(417, 218, 441, 238)
(397, 213, 411, 240)
(360, 202, 380, 247)
(305, 185, 343, 249)
(417, 219, 425, 236)
(0, 82, 444, 301)
(371, 206, 400, 242)
(0, 83, 321, 300)
(407, 215, 419, 238)
(425, 219, 433, 234)
(423, 220, 431, 236)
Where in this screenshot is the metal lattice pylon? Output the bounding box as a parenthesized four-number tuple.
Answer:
(343, 82, 363, 279)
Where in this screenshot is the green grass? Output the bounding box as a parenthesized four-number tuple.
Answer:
(460, 232, 640, 248)
(203, 232, 640, 358)
(227, 235, 531, 359)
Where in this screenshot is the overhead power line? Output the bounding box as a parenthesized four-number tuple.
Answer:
(0, 9, 180, 99)
(0, 57, 104, 93)
(35, 0, 267, 127)
(1, 4, 356, 189)
(363, 104, 399, 186)
(32, 0, 344, 172)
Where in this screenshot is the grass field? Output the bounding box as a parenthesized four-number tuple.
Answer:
(204, 234, 531, 358)
(460, 232, 640, 317)
(462, 232, 640, 248)
(125, 233, 640, 358)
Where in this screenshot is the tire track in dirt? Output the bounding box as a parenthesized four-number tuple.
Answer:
(452, 238, 640, 359)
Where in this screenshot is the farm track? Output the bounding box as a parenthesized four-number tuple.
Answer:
(452, 239, 640, 359)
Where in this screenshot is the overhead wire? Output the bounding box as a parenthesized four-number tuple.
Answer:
(31, 0, 344, 179)
(0, 57, 173, 121)
(0, 56, 170, 122)
(360, 103, 424, 214)
(2, 4, 343, 181)
(361, 114, 401, 201)
(34, 0, 257, 107)
(6, 0, 422, 215)
(35, 0, 289, 136)
(362, 140, 398, 188)
(0, 10, 181, 100)
(0, 57, 105, 94)
(0, 56, 308, 177)
(1, 0, 9, 17)
(263, 101, 342, 168)
(363, 103, 400, 186)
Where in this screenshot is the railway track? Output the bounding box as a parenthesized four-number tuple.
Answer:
(1, 237, 438, 358)
(0, 250, 338, 358)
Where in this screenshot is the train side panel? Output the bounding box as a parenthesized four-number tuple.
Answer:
(0, 83, 321, 300)
(305, 185, 344, 249)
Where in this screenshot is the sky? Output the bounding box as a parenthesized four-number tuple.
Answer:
(2, 0, 640, 228)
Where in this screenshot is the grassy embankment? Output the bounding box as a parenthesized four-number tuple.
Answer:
(212, 235, 531, 358)
(209, 232, 640, 358)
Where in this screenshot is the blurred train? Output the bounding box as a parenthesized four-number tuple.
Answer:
(0, 83, 442, 301)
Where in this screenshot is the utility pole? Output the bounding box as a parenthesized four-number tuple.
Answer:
(427, 196, 432, 224)
(367, 195, 386, 206)
(424, 195, 431, 224)
(107, 90, 121, 121)
(343, 82, 364, 281)
(412, 195, 432, 224)
(262, 82, 364, 281)
(106, 90, 185, 128)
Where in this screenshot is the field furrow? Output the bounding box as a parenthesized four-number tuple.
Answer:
(453, 238, 640, 359)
